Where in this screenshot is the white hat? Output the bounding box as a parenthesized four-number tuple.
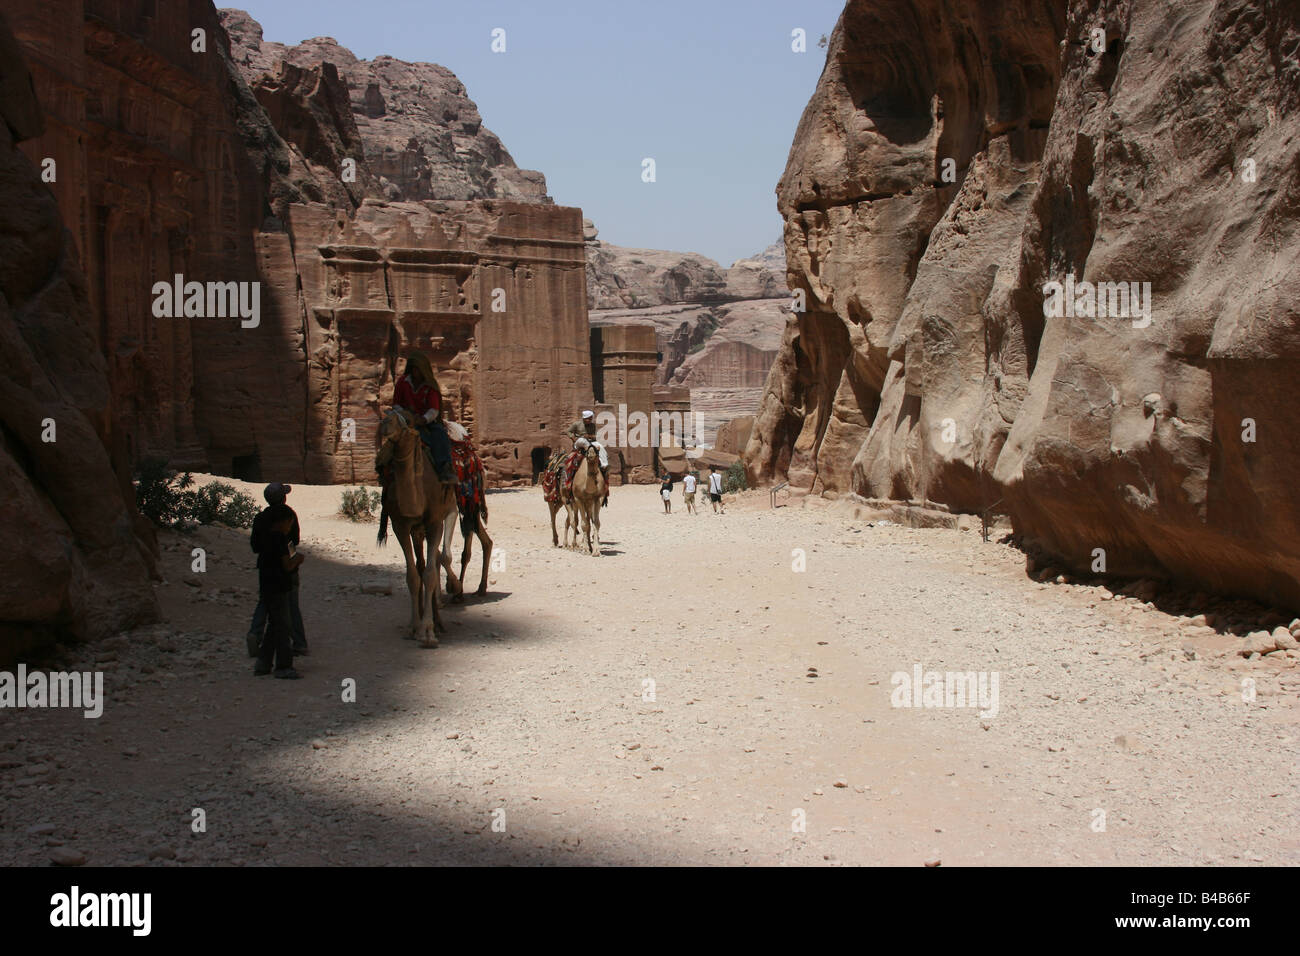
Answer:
(582, 410, 594, 420)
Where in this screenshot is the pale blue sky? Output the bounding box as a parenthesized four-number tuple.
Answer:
(237, 0, 845, 265)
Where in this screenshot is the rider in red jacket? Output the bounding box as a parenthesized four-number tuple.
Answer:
(393, 352, 455, 482)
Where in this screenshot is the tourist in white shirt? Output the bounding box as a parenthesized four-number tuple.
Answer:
(682, 472, 698, 514)
(708, 466, 725, 514)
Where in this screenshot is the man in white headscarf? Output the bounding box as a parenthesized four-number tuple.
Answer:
(565, 409, 609, 505)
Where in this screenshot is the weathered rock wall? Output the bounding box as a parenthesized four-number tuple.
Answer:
(246, 197, 592, 488)
(221, 9, 549, 203)
(585, 242, 729, 311)
(0, 12, 157, 662)
(10, 0, 293, 473)
(671, 299, 787, 390)
(748, 0, 1300, 608)
(11, 1, 596, 490)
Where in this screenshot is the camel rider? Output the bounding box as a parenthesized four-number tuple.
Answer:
(566, 409, 609, 505)
(393, 351, 456, 483)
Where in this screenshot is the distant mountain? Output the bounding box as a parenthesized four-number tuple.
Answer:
(221, 8, 549, 203)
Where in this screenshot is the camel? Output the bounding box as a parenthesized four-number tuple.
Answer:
(440, 420, 492, 599)
(569, 444, 607, 556)
(374, 407, 459, 647)
(541, 450, 576, 548)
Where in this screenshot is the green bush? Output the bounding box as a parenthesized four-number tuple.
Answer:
(187, 481, 260, 528)
(134, 458, 193, 527)
(340, 486, 383, 522)
(723, 461, 747, 493)
(133, 459, 258, 529)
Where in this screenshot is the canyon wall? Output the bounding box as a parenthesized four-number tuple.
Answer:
(748, 0, 1300, 608)
(286, 198, 591, 484)
(10, 2, 594, 490)
(0, 12, 157, 663)
(220, 9, 549, 204)
(588, 234, 789, 447)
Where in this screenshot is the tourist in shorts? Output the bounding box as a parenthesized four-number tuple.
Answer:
(708, 466, 725, 514)
(682, 471, 697, 514)
(660, 472, 673, 514)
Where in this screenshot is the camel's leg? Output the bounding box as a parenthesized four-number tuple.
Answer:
(431, 520, 447, 634)
(397, 529, 421, 640)
(419, 526, 441, 646)
(413, 528, 429, 615)
(549, 501, 560, 547)
(590, 501, 601, 556)
(439, 517, 462, 601)
(443, 517, 465, 603)
(565, 501, 578, 549)
(459, 524, 472, 598)
(475, 520, 492, 594)
(580, 501, 593, 554)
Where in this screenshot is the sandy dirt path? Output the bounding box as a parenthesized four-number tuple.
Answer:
(2, 478, 1298, 866)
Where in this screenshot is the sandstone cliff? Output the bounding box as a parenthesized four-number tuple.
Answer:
(0, 14, 157, 662)
(748, 0, 1300, 608)
(585, 235, 786, 312)
(585, 242, 729, 311)
(221, 9, 549, 204)
(11, 0, 593, 494)
(586, 234, 788, 444)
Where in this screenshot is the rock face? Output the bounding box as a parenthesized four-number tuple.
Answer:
(221, 9, 549, 203)
(288, 198, 592, 484)
(0, 13, 157, 662)
(585, 236, 786, 312)
(10, 0, 286, 471)
(11, 1, 593, 489)
(714, 416, 755, 457)
(671, 299, 787, 390)
(585, 243, 730, 311)
(748, 0, 1300, 608)
(725, 240, 788, 300)
(588, 296, 787, 448)
(668, 298, 787, 445)
(586, 236, 789, 449)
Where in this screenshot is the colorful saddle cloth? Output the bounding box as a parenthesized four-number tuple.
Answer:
(449, 439, 485, 533)
(541, 449, 582, 505)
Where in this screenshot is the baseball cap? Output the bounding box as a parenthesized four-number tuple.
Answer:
(264, 482, 292, 503)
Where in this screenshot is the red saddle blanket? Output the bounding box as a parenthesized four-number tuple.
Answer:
(450, 439, 485, 518)
(541, 450, 582, 505)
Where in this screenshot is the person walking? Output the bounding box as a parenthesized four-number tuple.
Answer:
(660, 472, 673, 514)
(708, 466, 725, 514)
(682, 470, 698, 514)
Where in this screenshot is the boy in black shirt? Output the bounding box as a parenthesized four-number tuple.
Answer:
(246, 482, 308, 656)
(256, 504, 304, 679)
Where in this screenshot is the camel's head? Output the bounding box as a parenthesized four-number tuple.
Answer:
(584, 444, 599, 463)
(375, 407, 415, 470)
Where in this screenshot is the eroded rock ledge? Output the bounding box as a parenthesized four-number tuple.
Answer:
(747, 0, 1300, 608)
